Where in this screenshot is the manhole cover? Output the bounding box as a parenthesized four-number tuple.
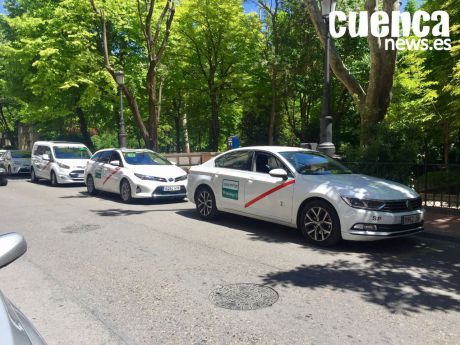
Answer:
(61, 223, 101, 234)
(209, 283, 278, 310)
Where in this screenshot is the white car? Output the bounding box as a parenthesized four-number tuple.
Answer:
(84, 148, 188, 203)
(0, 150, 31, 175)
(187, 146, 424, 246)
(31, 141, 92, 185)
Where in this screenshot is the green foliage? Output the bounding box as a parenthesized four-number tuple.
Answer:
(342, 123, 424, 184)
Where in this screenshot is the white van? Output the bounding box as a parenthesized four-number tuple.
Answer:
(31, 141, 92, 185)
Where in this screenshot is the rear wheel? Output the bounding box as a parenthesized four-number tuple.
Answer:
(195, 186, 219, 220)
(86, 175, 98, 195)
(120, 179, 132, 203)
(0, 176, 7, 186)
(299, 200, 341, 247)
(31, 168, 38, 182)
(50, 171, 59, 186)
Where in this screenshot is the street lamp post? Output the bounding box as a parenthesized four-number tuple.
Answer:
(318, 0, 337, 157)
(115, 70, 127, 148)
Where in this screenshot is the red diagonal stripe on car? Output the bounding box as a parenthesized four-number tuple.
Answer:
(103, 167, 121, 185)
(244, 179, 295, 208)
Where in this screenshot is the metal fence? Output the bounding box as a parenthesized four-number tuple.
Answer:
(343, 162, 460, 210)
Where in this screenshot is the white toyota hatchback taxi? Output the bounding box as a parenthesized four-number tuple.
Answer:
(187, 146, 424, 246)
(85, 148, 188, 202)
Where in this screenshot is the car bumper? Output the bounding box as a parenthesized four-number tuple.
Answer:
(338, 206, 425, 241)
(132, 182, 187, 199)
(56, 170, 85, 184)
(13, 166, 31, 174)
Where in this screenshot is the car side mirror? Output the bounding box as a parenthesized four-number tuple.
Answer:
(110, 160, 121, 167)
(42, 154, 50, 161)
(0, 233, 27, 269)
(269, 168, 288, 180)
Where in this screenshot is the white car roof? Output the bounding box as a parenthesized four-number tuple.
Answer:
(229, 146, 313, 153)
(33, 141, 87, 147)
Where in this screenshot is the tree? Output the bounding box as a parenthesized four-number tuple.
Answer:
(303, 0, 399, 144)
(89, 0, 175, 150)
(175, 0, 260, 151)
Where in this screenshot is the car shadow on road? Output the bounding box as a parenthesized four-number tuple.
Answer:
(177, 209, 460, 315)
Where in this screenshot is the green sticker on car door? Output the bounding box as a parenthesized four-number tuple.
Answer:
(95, 170, 101, 179)
(222, 179, 239, 200)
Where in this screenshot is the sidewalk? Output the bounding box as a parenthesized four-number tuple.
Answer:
(422, 209, 460, 242)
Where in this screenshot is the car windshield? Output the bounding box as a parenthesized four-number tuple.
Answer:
(53, 146, 91, 159)
(122, 151, 171, 166)
(11, 151, 31, 158)
(280, 151, 352, 175)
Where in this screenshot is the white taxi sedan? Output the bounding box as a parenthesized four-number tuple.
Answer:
(85, 149, 188, 202)
(187, 146, 424, 246)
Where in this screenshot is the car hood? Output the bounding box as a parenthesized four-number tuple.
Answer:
(0, 290, 46, 345)
(129, 165, 187, 179)
(300, 174, 419, 200)
(55, 159, 88, 169)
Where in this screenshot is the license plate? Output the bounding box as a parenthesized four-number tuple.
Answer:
(402, 214, 421, 225)
(163, 186, 181, 192)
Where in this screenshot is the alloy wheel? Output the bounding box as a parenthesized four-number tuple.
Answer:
(303, 206, 333, 242)
(197, 190, 213, 217)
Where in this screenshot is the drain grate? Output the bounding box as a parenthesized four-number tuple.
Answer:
(61, 223, 101, 234)
(209, 283, 278, 310)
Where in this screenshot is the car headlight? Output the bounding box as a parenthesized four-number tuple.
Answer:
(175, 175, 187, 182)
(341, 196, 385, 210)
(134, 173, 167, 182)
(57, 162, 70, 169)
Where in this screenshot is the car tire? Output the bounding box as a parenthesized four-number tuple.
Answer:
(86, 175, 98, 196)
(120, 179, 132, 203)
(50, 171, 59, 187)
(299, 199, 342, 247)
(195, 186, 219, 220)
(0, 177, 7, 186)
(31, 168, 38, 183)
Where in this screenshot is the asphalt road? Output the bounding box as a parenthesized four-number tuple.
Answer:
(1, 177, 459, 345)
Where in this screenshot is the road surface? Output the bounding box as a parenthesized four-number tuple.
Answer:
(1, 178, 459, 344)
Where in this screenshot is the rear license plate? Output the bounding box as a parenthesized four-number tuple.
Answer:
(163, 186, 181, 192)
(402, 214, 421, 225)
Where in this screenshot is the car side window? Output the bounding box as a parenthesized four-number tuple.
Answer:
(254, 152, 285, 174)
(90, 152, 102, 161)
(215, 150, 252, 171)
(110, 151, 123, 166)
(98, 151, 113, 164)
(34, 146, 44, 156)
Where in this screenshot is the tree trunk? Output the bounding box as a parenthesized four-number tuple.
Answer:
(147, 64, 158, 150)
(76, 107, 93, 149)
(210, 86, 219, 151)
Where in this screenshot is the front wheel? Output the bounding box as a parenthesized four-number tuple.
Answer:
(86, 175, 98, 195)
(299, 200, 342, 247)
(195, 186, 219, 220)
(31, 168, 38, 182)
(0, 176, 7, 186)
(50, 171, 59, 186)
(120, 179, 132, 203)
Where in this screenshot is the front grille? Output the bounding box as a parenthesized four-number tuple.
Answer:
(377, 221, 424, 233)
(152, 185, 186, 196)
(69, 170, 84, 178)
(381, 198, 422, 213)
